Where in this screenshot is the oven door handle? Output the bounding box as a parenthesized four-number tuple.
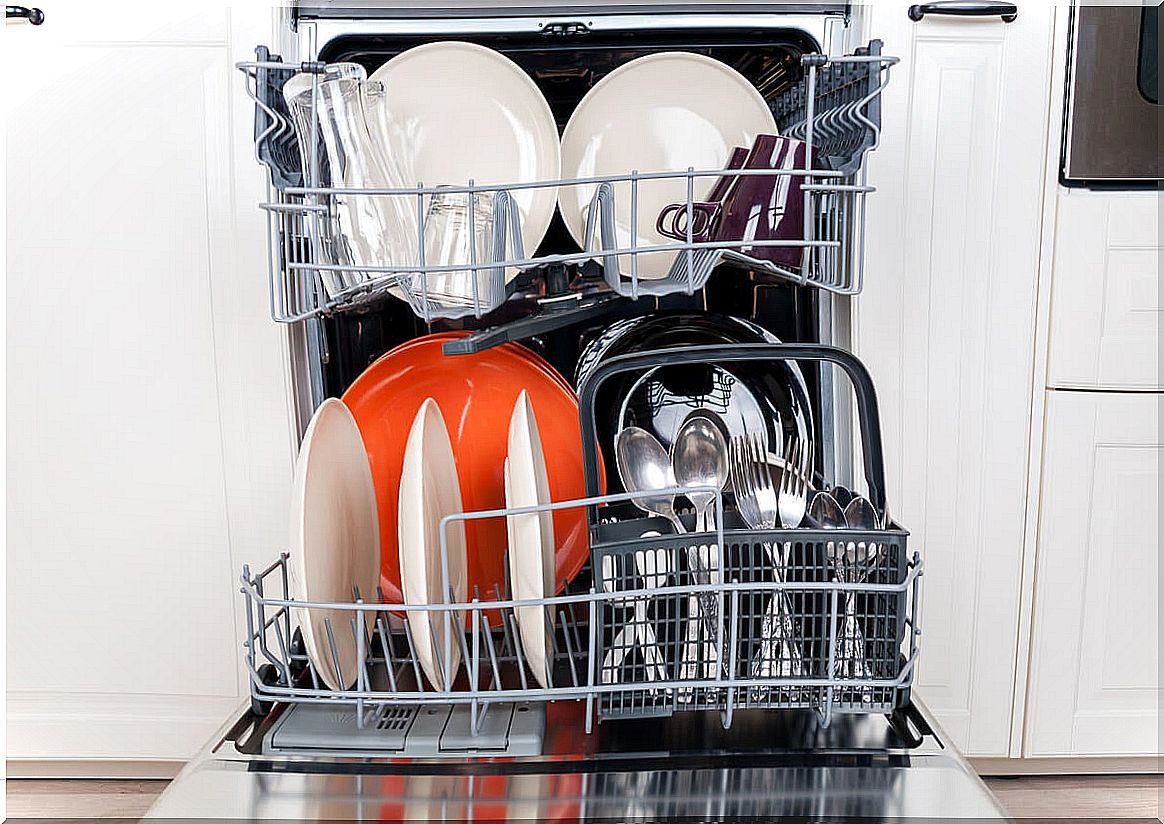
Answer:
(6, 5, 44, 24)
(908, 1, 1017, 23)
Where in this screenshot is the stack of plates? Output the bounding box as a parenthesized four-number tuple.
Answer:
(289, 334, 591, 690)
(559, 52, 778, 279)
(393, 389, 558, 690)
(576, 312, 813, 492)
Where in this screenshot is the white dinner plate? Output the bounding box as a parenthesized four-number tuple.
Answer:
(559, 52, 777, 280)
(398, 397, 468, 690)
(369, 42, 561, 276)
(504, 391, 556, 689)
(289, 398, 380, 691)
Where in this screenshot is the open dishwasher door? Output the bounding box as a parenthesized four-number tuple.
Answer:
(147, 699, 1009, 820)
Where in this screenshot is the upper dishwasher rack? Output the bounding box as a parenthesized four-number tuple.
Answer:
(237, 43, 897, 325)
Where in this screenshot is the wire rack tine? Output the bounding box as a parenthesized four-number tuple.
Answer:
(323, 618, 344, 691)
(481, 613, 503, 690)
(508, 612, 530, 691)
(400, 617, 425, 692)
(375, 616, 398, 693)
(560, 609, 580, 688)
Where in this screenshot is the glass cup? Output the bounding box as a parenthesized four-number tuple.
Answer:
(284, 63, 416, 298)
(410, 189, 499, 312)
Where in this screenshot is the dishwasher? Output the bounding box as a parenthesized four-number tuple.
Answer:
(148, 3, 1009, 820)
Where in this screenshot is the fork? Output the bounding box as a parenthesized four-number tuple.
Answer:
(731, 433, 809, 693)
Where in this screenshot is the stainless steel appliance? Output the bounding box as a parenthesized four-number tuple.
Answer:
(149, 4, 1009, 819)
(1063, 1, 1161, 184)
(148, 702, 1007, 820)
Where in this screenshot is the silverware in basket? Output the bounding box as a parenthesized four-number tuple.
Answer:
(732, 433, 807, 695)
(811, 490, 882, 702)
(615, 424, 721, 673)
(672, 413, 731, 699)
(599, 548, 670, 686)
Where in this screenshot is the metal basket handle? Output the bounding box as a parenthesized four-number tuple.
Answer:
(577, 342, 888, 519)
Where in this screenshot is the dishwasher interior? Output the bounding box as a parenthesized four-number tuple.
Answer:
(308, 24, 820, 396)
(230, 4, 926, 771)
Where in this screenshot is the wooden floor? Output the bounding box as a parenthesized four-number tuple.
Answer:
(5, 780, 171, 819)
(5, 774, 1161, 819)
(982, 774, 1161, 821)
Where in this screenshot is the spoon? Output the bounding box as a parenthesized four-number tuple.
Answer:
(809, 490, 845, 530)
(670, 413, 730, 695)
(615, 426, 686, 535)
(671, 413, 729, 533)
(813, 491, 874, 699)
(830, 484, 855, 508)
(843, 496, 881, 563)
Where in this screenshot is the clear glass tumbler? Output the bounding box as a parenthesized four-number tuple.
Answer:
(283, 63, 416, 298)
(411, 189, 499, 313)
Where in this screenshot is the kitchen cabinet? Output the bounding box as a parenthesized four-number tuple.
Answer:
(856, 2, 1055, 757)
(1024, 391, 1160, 757)
(4, 4, 295, 766)
(1046, 190, 1161, 391)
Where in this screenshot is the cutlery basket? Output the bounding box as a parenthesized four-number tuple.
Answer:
(236, 42, 896, 326)
(578, 343, 920, 723)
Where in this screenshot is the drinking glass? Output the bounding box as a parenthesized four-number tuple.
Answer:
(410, 189, 499, 313)
(284, 63, 416, 297)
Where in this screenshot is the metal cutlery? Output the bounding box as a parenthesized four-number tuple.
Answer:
(599, 548, 670, 685)
(672, 413, 730, 697)
(732, 432, 807, 694)
(776, 435, 811, 531)
(615, 426, 687, 535)
(671, 413, 728, 534)
(828, 483, 854, 509)
(615, 424, 722, 691)
(810, 489, 881, 701)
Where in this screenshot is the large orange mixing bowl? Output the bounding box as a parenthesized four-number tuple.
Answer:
(342, 332, 601, 605)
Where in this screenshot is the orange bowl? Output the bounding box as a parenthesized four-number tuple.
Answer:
(342, 332, 602, 606)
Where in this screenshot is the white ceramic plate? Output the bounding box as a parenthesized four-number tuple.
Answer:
(289, 398, 380, 691)
(559, 52, 777, 280)
(504, 391, 556, 689)
(369, 42, 561, 275)
(398, 397, 468, 690)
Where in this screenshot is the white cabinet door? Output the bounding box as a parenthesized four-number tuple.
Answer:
(856, 2, 1055, 756)
(1025, 391, 1160, 757)
(5, 4, 294, 765)
(1046, 190, 1161, 390)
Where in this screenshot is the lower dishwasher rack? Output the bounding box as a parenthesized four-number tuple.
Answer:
(241, 343, 922, 757)
(241, 516, 921, 759)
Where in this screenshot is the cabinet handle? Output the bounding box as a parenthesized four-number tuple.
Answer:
(908, 1, 1017, 23)
(6, 5, 44, 24)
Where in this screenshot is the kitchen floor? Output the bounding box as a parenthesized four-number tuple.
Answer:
(5, 775, 1161, 820)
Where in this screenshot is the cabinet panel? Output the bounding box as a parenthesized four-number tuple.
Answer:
(1025, 391, 1160, 757)
(1046, 191, 1161, 390)
(6, 42, 239, 700)
(5, 6, 294, 764)
(859, 3, 1054, 756)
